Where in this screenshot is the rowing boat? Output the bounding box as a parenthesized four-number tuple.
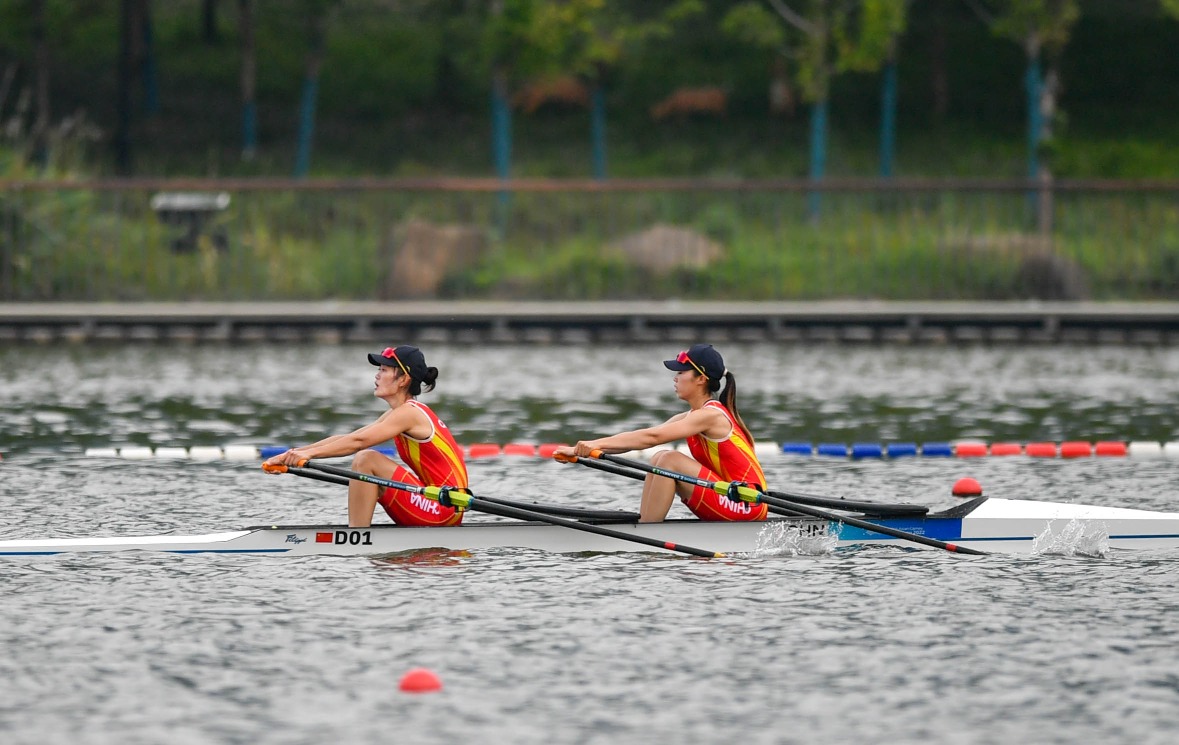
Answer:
(3, 496, 1179, 557)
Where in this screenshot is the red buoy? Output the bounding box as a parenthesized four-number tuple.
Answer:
(990, 443, 1022, 456)
(399, 667, 443, 693)
(502, 442, 537, 456)
(955, 442, 987, 457)
(952, 477, 983, 497)
(466, 443, 502, 459)
(1095, 441, 1128, 457)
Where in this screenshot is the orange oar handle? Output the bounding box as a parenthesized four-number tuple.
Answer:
(261, 462, 287, 474)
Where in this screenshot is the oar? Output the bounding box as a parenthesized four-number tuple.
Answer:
(285, 465, 640, 522)
(265, 460, 725, 559)
(567, 451, 987, 556)
(557, 453, 812, 518)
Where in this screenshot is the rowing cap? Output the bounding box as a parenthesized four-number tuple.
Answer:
(368, 345, 429, 381)
(664, 344, 726, 380)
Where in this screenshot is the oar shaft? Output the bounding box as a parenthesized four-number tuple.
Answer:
(279, 460, 724, 558)
(284, 464, 638, 521)
(288, 466, 349, 487)
(592, 452, 986, 556)
(566, 455, 812, 519)
(467, 499, 722, 558)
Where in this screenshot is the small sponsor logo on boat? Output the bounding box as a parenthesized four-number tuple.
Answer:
(285, 534, 307, 544)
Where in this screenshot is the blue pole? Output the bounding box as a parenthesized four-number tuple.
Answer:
(242, 100, 257, 159)
(591, 84, 607, 180)
(879, 60, 897, 178)
(294, 73, 318, 178)
(491, 74, 512, 231)
(492, 77, 512, 180)
(808, 98, 828, 219)
(1025, 54, 1042, 179)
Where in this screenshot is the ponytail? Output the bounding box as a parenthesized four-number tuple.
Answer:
(410, 366, 439, 396)
(718, 371, 754, 445)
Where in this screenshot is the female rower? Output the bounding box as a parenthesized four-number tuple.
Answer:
(263, 345, 467, 528)
(554, 344, 768, 523)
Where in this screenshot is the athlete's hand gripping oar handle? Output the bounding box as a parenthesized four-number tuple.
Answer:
(554, 451, 652, 480)
(296, 460, 726, 559)
(263, 462, 352, 487)
(593, 452, 988, 556)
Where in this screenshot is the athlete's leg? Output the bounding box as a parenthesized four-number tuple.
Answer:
(348, 449, 405, 527)
(640, 450, 699, 522)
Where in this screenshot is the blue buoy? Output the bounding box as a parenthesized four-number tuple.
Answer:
(259, 445, 290, 458)
(851, 443, 883, 459)
(375, 446, 397, 457)
(817, 443, 849, 458)
(886, 442, 918, 458)
(781, 442, 814, 455)
(921, 442, 954, 457)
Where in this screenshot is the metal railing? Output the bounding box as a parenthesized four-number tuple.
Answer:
(2, 177, 1178, 301)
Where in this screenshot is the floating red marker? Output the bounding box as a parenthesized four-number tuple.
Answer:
(538, 443, 566, 459)
(466, 443, 502, 458)
(1095, 441, 1127, 457)
(952, 477, 983, 497)
(1060, 441, 1093, 458)
(1026, 442, 1058, 458)
(502, 442, 537, 456)
(399, 667, 443, 693)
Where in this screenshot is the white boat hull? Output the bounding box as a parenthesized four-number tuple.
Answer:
(4, 498, 1179, 557)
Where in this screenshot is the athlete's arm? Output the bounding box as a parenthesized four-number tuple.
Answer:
(565, 407, 730, 456)
(265, 406, 429, 465)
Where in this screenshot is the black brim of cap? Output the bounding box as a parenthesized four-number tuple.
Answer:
(368, 353, 392, 366)
(663, 359, 692, 371)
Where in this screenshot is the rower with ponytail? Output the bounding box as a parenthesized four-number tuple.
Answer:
(554, 344, 768, 523)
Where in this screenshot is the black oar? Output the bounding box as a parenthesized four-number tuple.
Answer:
(571, 451, 987, 556)
(285, 465, 640, 522)
(556, 453, 812, 518)
(265, 460, 725, 558)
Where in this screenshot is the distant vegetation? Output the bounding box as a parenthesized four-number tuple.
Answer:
(0, 0, 1177, 180)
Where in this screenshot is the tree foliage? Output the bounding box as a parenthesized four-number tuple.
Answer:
(721, 0, 906, 102)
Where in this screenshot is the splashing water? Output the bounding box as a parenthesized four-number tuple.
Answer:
(1031, 519, 1110, 558)
(748, 521, 839, 557)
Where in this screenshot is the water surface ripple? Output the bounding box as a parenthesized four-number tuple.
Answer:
(2, 343, 1179, 744)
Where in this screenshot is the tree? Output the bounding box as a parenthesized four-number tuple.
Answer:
(964, 1, 1079, 182)
(293, 0, 337, 178)
(29, 0, 50, 167)
(724, 1, 906, 212)
(238, 0, 257, 160)
(528, 0, 705, 179)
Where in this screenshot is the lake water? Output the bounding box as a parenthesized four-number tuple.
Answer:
(2, 342, 1179, 744)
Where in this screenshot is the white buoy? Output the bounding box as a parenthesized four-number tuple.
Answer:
(223, 445, 260, 461)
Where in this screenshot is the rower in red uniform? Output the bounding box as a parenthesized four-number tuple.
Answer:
(554, 344, 768, 523)
(263, 345, 468, 528)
